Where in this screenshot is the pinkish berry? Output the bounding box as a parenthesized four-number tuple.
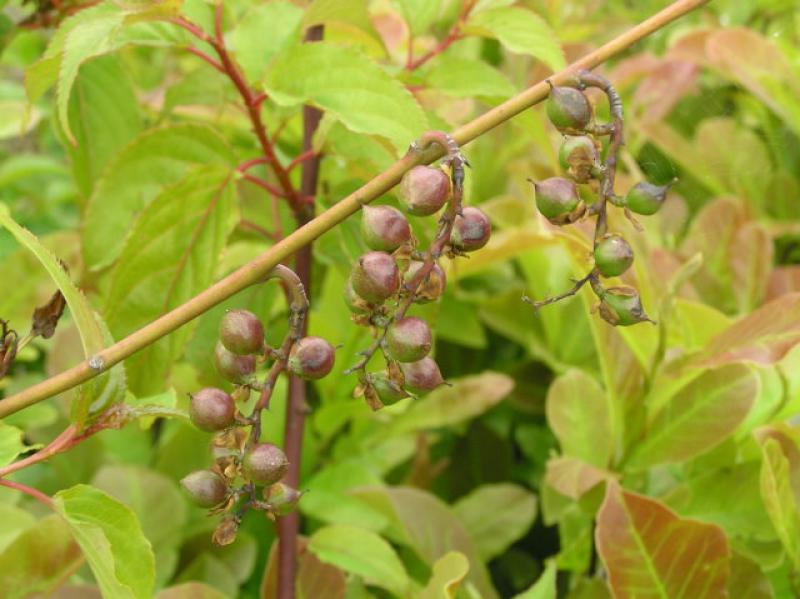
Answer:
(361, 205, 412, 252)
(287, 336, 335, 380)
(399, 166, 450, 216)
(243, 443, 289, 486)
(350, 251, 400, 304)
(220, 309, 264, 355)
(181, 470, 228, 508)
(190, 387, 235, 432)
(451, 207, 491, 252)
(214, 341, 256, 384)
(386, 316, 432, 362)
(400, 357, 445, 395)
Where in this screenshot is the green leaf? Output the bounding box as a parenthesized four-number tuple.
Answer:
(453, 484, 537, 561)
(83, 124, 234, 271)
(54, 484, 155, 599)
(0, 204, 125, 423)
(301, 0, 381, 43)
(264, 42, 427, 152)
(424, 54, 515, 99)
(155, 583, 229, 599)
(0, 515, 83, 599)
(0, 504, 36, 553)
(307, 524, 410, 596)
(596, 482, 730, 599)
(418, 551, 470, 599)
(629, 364, 758, 468)
(104, 165, 238, 394)
(229, 1, 303, 83)
(512, 560, 556, 599)
(396, 0, 441, 35)
(760, 438, 800, 568)
(465, 7, 565, 71)
(0, 421, 33, 467)
(545, 369, 614, 468)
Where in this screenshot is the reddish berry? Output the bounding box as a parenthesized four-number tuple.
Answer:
(287, 336, 335, 380)
(219, 309, 264, 355)
(452, 207, 491, 252)
(190, 387, 235, 432)
(243, 443, 289, 486)
(181, 470, 228, 508)
(386, 317, 432, 362)
(214, 341, 256, 384)
(361, 205, 412, 252)
(400, 357, 444, 395)
(399, 166, 450, 216)
(350, 252, 400, 303)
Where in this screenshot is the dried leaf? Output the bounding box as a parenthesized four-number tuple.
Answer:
(31, 289, 67, 339)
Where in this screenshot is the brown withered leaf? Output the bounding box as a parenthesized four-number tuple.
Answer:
(212, 516, 239, 546)
(31, 289, 66, 339)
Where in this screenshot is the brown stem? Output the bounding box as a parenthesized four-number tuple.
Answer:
(522, 271, 596, 309)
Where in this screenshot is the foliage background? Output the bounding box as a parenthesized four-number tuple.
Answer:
(0, 0, 799, 597)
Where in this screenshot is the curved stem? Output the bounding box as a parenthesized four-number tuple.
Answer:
(0, 479, 53, 508)
(0, 0, 710, 419)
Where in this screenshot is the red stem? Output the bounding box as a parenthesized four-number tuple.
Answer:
(286, 149, 318, 173)
(186, 47, 225, 73)
(241, 172, 288, 199)
(405, 0, 476, 71)
(0, 479, 53, 508)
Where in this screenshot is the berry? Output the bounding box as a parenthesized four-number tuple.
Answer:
(594, 234, 634, 277)
(265, 482, 303, 517)
(350, 252, 400, 303)
(400, 357, 444, 395)
(546, 86, 592, 131)
(181, 470, 228, 508)
(597, 286, 652, 326)
(214, 341, 256, 384)
(533, 177, 585, 225)
(559, 136, 600, 183)
(386, 316, 432, 362)
(243, 443, 289, 486)
(287, 336, 335, 380)
(404, 261, 446, 303)
(625, 181, 670, 215)
(368, 371, 409, 406)
(219, 309, 264, 355)
(189, 387, 235, 432)
(399, 166, 450, 216)
(344, 279, 371, 314)
(361, 205, 412, 252)
(451, 207, 491, 252)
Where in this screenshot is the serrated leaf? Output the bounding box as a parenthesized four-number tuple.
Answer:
(760, 438, 800, 568)
(264, 42, 427, 152)
(0, 205, 125, 423)
(596, 482, 730, 599)
(83, 124, 234, 271)
(465, 7, 564, 71)
(55, 484, 155, 599)
(397, 0, 441, 35)
(418, 551, 469, 599)
(308, 524, 410, 596)
(453, 484, 536, 561)
(629, 364, 758, 468)
(424, 54, 515, 99)
(104, 165, 237, 394)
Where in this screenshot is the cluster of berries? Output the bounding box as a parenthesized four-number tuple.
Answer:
(180, 267, 335, 544)
(529, 70, 671, 326)
(345, 132, 490, 408)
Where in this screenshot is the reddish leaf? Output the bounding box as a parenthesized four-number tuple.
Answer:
(766, 267, 800, 301)
(596, 482, 730, 599)
(545, 457, 615, 501)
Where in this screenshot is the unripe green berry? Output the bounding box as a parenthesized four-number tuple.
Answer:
(287, 336, 335, 380)
(386, 316, 432, 362)
(400, 357, 444, 395)
(546, 86, 592, 131)
(189, 387, 235, 432)
(559, 135, 600, 183)
(451, 207, 491, 252)
(594, 234, 634, 277)
(534, 177, 582, 223)
(404, 261, 447, 303)
(351, 251, 400, 304)
(266, 482, 303, 516)
(219, 309, 264, 355)
(368, 371, 409, 406)
(214, 341, 256, 384)
(361, 205, 412, 252)
(597, 286, 652, 326)
(243, 443, 289, 486)
(181, 470, 228, 508)
(625, 181, 670, 215)
(399, 166, 450, 216)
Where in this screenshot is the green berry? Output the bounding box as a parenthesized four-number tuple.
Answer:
(361, 205, 412, 252)
(181, 470, 228, 508)
(559, 135, 600, 183)
(265, 482, 303, 516)
(243, 443, 289, 486)
(451, 207, 491, 252)
(214, 341, 256, 384)
(546, 86, 592, 131)
(400, 357, 444, 395)
(189, 387, 235, 432)
(351, 252, 400, 304)
(597, 286, 652, 326)
(287, 336, 335, 380)
(625, 181, 670, 215)
(368, 371, 409, 406)
(220, 309, 264, 355)
(399, 166, 450, 216)
(533, 177, 581, 221)
(386, 316, 432, 362)
(594, 234, 634, 277)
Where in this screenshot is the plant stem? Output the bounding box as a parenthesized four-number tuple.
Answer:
(276, 23, 324, 599)
(0, 479, 53, 508)
(0, 0, 710, 419)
